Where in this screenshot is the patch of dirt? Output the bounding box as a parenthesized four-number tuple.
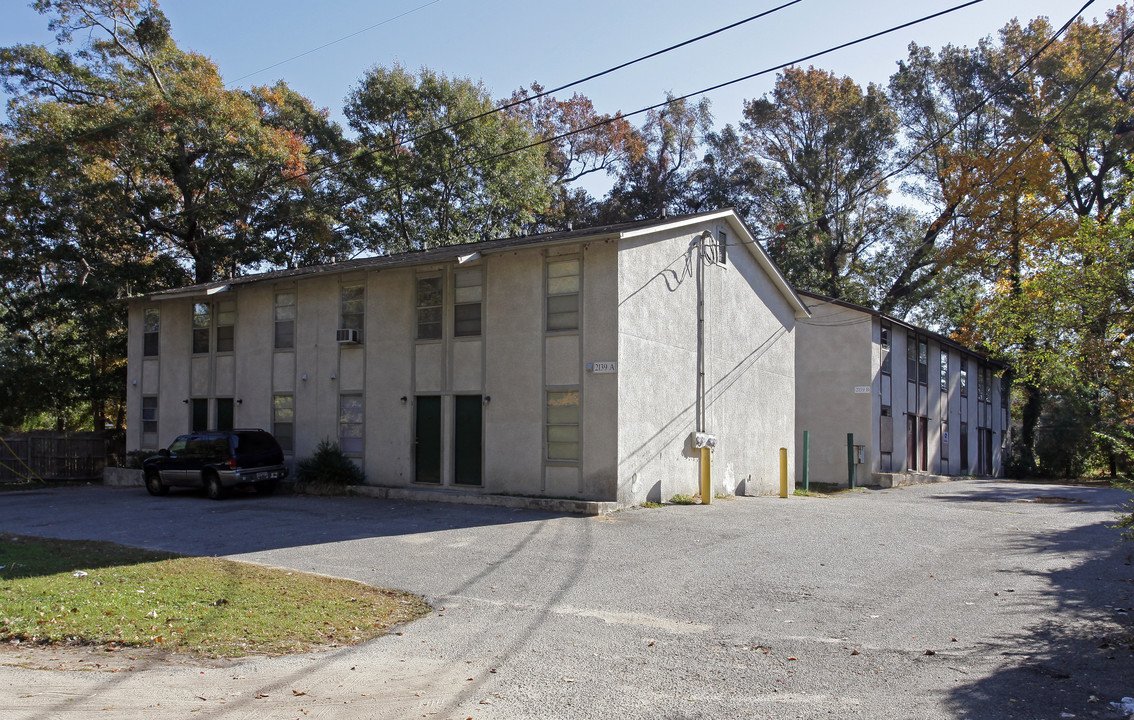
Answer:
(1027, 496, 1088, 504)
(0, 641, 233, 673)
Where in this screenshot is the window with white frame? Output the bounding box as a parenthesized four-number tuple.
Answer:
(215, 300, 235, 353)
(546, 258, 580, 332)
(880, 323, 891, 375)
(716, 229, 728, 265)
(918, 337, 928, 385)
(340, 285, 364, 342)
(141, 396, 158, 448)
(940, 349, 949, 392)
(454, 268, 483, 337)
(192, 303, 211, 354)
(339, 394, 363, 456)
(546, 389, 580, 460)
(273, 394, 294, 453)
(960, 358, 969, 397)
(416, 276, 443, 340)
(274, 292, 296, 349)
(143, 307, 160, 357)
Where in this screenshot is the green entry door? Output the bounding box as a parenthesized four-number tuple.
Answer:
(454, 395, 483, 486)
(415, 396, 441, 484)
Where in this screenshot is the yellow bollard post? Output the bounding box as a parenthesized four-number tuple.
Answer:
(779, 447, 788, 498)
(700, 446, 711, 504)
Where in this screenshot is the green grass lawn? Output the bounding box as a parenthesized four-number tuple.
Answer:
(0, 533, 430, 657)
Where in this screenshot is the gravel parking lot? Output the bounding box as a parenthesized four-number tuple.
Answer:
(2, 478, 1132, 719)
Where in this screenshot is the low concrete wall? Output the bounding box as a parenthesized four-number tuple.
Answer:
(872, 472, 957, 488)
(103, 467, 144, 487)
(347, 485, 622, 516)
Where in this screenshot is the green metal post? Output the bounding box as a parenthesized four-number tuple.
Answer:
(847, 432, 856, 489)
(802, 431, 811, 492)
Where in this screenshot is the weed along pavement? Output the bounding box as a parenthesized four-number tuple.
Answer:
(2, 479, 1132, 719)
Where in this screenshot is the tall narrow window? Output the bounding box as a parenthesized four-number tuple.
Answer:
(546, 389, 580, 460)
(454, 268, 483, 337)
(215, 300, 236, 353)
(546, 259, 580, 332)
(416, 276, 443, 340)
(192, 303, 211, 354)
(274, 292, 296, 349)
(143, 307, 160, 357)
(142, 396, 158, 448)
(918, 337, 928, 385)
(940, 349, 949, 392)
(273, 394, 294, 453)
(339, 394, 363, 456)
(716, 229, 728, 265)
(960, 358, 969, 397)
(340, 285, 364, 342)
(880, 324, 891, 375)
(907, 334, 917, 382)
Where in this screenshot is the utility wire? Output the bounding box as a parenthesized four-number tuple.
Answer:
(272, 0, 807, 185)
(743, 0, 1094, 248)
(268, 0, 987, 194)
(226, 0, 443, 85)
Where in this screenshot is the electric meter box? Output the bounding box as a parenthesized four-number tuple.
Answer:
(690, 432, 718, 450)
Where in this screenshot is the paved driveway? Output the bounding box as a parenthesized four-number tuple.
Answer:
(2, 479, 1132, 719)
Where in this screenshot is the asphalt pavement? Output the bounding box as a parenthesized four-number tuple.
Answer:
(1, 478, 1132, 719)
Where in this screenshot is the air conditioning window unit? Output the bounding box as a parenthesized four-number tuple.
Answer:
(336, 328, 360, 344)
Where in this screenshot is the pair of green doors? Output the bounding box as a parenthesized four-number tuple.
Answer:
(414, 395, 482, 486)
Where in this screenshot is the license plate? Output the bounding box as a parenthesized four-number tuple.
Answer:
(256, 472, 276, 480)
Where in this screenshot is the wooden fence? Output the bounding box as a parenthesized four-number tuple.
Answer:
(0, 431, 124, 482)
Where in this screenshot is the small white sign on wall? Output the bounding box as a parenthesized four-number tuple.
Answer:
(588, 361, 617, 374)
(854, 386, 871, 394)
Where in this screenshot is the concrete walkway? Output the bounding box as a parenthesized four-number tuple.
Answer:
(2, 479, 1132, 719)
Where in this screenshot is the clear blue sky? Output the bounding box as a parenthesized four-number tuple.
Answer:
(1, 0, 1112, 194)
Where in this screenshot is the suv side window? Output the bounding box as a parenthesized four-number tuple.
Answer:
(168, 436, 190, 455)
(208, 437, 231, 459)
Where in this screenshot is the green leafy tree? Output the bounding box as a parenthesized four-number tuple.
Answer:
(342, 65, 555, 253)
(740, 67, 901, 304)
(0, 0, 347, 429)
(599, 94, 712, 222)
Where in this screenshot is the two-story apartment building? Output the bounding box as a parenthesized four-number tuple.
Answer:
(126, 210, 809, 507)
(795, 291, 1009, 486)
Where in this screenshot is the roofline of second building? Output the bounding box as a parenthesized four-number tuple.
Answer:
(796, 289, 1006, 368)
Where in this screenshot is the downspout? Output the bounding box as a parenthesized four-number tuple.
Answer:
(696, 232, 711, 504)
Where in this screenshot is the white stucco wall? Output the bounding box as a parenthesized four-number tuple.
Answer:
(615, 221, 798, 504)
(793, 299, 874, 485)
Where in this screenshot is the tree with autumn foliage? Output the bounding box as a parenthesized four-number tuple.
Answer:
(598, 93, 712, 222)
(0, 0, 349, 429)
(506, 83, 644, 231)
(737, 67, 910, 306)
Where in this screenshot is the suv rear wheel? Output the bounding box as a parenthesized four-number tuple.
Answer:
(204, 471, 225, 500)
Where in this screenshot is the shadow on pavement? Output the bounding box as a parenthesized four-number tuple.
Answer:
(0, 485, 579, 562)
(944, 507, 1134, 716)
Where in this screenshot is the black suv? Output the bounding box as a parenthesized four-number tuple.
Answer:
(143, 429, 288, 499)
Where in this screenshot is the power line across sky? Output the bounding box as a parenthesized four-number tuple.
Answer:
(2, 0, 1105, 137)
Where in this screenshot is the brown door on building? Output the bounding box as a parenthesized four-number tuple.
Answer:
(907, 416, 918, 471)
(918, 416, 929, 472)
